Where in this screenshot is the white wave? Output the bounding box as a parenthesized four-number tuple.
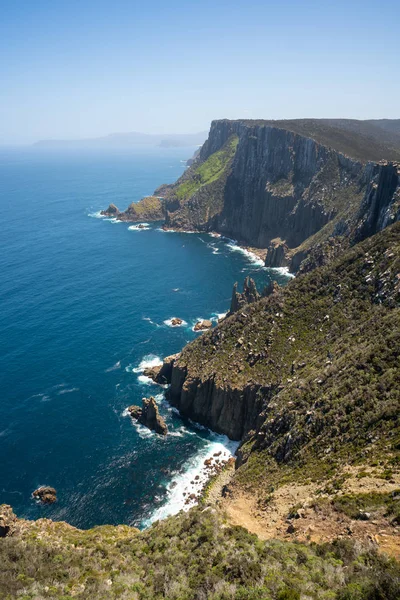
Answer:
(105, 360, 121, 372)
(57, 387, 79, 395)
(164, 317, 187, 327)
(88, 210, 106, 219)
(212, 312, 227, 322)
(208, 232, 221, 239)
(191, 317, 214, 332)
(269, 266, 296, 279)
(128, 223, 150, 231)
(143, 433, 239, 527)
(128, 354, 163, 374)
(157, 228, 197, 234)
(137, 374, 154, 385)
(225, 241, 265, 266)
(142, 317, 160, 327)
(109, 218, 124, 224)
(132, 420, 156, 439)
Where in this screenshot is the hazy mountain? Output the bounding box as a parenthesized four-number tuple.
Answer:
(33, 131, 208, 149)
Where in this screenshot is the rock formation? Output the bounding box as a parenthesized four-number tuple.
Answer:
(143, 353, 180, 384)
(229, 277, 260, 314)
(167, 222, 400, 453)
(171, 317, 183, 326)
(156, 119, 400, 272)
(101, 203, 119, 216)
(128, 397, 168, 435)
(193, 319, 212, 331)
(32, 486, 57, 504)
(101, 196, 164, 222)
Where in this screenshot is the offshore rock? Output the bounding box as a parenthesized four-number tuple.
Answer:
(128, 397, 168, 435)
(32, 486, 57, 504)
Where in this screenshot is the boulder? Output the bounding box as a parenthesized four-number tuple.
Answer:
(194, 320, 213, 332)
(128, 397, 168, 436)
(171, 318, 183, 326)
(32, 486, 57, 504)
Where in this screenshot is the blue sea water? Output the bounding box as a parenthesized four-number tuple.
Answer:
(0, 146, 291, 529)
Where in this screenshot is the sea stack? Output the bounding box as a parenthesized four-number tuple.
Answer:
(128, 397, 168, 436)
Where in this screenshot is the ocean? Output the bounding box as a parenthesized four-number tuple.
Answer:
(0, 146, 291, 529)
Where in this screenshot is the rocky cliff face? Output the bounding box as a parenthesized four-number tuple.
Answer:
(166, 223, 400, 465)
(160, 120, 400, 271)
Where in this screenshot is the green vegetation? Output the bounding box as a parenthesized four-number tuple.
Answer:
(175, 222, 400, 491)
(329, 491, 400, 523)
(175, 135, 238, 201)
(124, 196, 163, 220)
(2, 506, 400, 599)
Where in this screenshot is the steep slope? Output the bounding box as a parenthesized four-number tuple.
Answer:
(167, 223, 400, 485)
(2, 504, 400, 600)
(158, 119, 400, 271)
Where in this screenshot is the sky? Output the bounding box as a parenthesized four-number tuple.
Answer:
(1, 0, 399, 144)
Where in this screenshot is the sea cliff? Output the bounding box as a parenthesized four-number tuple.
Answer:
(159, 119, 400, 271)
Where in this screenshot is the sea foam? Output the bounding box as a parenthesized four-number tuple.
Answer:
(143, 432, 239, 527)
(128, 223, 150, 231)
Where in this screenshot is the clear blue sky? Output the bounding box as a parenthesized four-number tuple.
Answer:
(1, 0, 399, 144)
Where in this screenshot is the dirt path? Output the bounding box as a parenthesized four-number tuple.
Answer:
(207, 466, 400, 559)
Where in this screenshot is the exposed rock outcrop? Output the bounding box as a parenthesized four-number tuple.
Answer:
(167, 223, 400, 457)
(194, 320, 213, 331)
(128, 397, 168, 435)
(101, 203, 119, 216)
(144, 353, 180, 384)
(229, 277, 260, 314)
(32, 487, 57, 504)
(102, 196, 164, 222)
(265, 240, 289, 268)
(0, 505, 17, 537)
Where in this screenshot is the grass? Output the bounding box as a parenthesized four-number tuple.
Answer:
(175, 135, 238, 201)
(124, 196, 163, 219)
(170, 222, 400, 491)
(2, 505, 400, 599)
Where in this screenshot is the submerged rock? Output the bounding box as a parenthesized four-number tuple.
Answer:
(194, 319, 213, 331)
(32, 486, 57, 504)
(128, 397, 168, 435)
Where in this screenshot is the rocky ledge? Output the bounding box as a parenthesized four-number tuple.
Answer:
(101, 195, 164, 222)
(193, 319, 213, 331)
(128, 396, 168, 435)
